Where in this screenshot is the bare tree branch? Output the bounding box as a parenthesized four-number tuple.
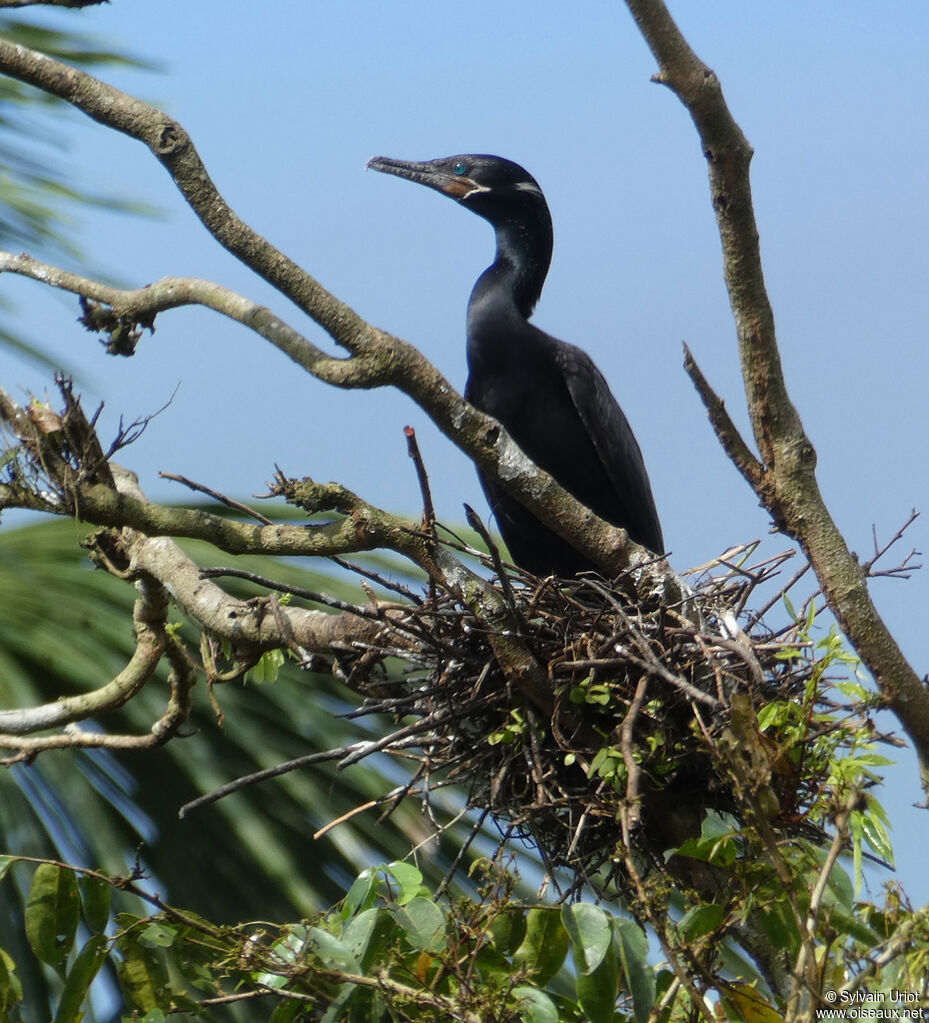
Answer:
(624, 0, 929, 786)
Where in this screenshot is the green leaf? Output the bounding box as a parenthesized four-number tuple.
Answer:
(488, 908, 527, 956)
(674, 812, 740, 867)
(308, 926, 362, 972)
(512, 985, 559, 1023)
(857, 809, 894, 864)
(54, 933, 107, 1023)
(340, 869, 378, 921)
(563, 903, 612, 974)
(393, 898, 446, 952)
(25, 863, 81, 972)
(349, 908, 396, 974)
(824, 859, 855, 911)
(78, 875, 111, 934)
(247, 647, 285, 684)
(513, 908, 570, 986)
(0, 855, 15, 883)
(757, 901, 801, 954)
(563, 906, 618, 1023)
(756, 702, 790, 731)
(0, 948, 24, 1013)
(615, 917, 654, 1021)
(678, 904, 725, 941)
(342, 907, 380, 960)
(115, 931, 169, 1012)
(384, 861, 426, 905)
(138, 922, 177, 949)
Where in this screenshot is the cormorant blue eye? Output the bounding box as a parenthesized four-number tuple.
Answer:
(452, 161, 467, 175)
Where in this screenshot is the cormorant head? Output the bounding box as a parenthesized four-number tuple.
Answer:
(367, 154, 547, 226)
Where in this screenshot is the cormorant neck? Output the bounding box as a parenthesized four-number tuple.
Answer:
(473, 208, 553, 321)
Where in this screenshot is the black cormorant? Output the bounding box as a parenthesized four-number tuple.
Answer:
(368, 153, 664, 576)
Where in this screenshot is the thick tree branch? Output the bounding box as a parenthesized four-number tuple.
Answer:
(625, 0, 929, 784)
(2, 375, 563, 730)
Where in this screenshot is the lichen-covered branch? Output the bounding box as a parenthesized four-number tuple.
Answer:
(625, 0, 929, 785)
(0, 576, 196, 762)
(1, 381, 561, 738)
(0, 577, 166, 738)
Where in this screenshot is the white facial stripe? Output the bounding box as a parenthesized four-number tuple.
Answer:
(515, 181, 543, 196)
(462, 180, 492, 198)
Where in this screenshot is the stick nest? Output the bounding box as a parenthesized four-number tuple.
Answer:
(338, 545, 868, 894)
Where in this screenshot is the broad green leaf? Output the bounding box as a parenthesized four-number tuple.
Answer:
(615, 917, 654, 1021)
(678, 904, 725, 941)
(342, 907, 379, 954)
(340, 869, 378, 921)
(819, 906, 884, 948)
(576, 954, 619, 1023)
(25, 863, 80, 971)
(513, 908, 570, 986)
(562, 903, 612, 974)
(757, 902, 801, 954)
(721, 983, 783, 1023)
(393, 897, 446, 952)
(342, 907, 391, 971)
(512, 985, 559, 1023)
(823, 859, 855, 911)
(384, 861, 426, 905)
(473, 940, 511, 982)
(116, 939, 168, 1012)
(564, 905, 618, 1023)
(308, 926, 362, 972)
(488, 908, 527, 956)
(78, 874, 111, 934)
(673, 814, 739, 867)
(54, 933, 107, 1023)
(138, 922, 177, 949)
(320, 982, 358, 1023)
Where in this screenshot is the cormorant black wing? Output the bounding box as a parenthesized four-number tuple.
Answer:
(554, 341, 664, 554)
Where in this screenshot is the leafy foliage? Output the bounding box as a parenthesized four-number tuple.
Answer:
(1, 849, 927, 1022)
(0, 857, 659, 1023)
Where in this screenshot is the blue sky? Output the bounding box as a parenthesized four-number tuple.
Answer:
(2, 2, 927, 903)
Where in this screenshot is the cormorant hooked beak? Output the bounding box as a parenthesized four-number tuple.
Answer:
(367, 155, 485, 201)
